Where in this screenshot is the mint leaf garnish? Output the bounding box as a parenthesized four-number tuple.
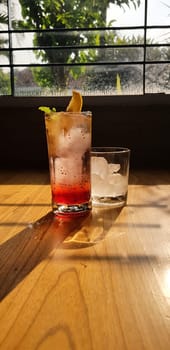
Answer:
(38, 106, 56, 114)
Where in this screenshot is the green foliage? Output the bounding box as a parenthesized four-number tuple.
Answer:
(69, 65, 86, 80)
(17, 0, 141, 88)
(31, 66, 54, 87)
(0, 70, 10, 95)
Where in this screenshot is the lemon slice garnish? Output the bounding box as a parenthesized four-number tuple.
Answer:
(66, 90, 83, 112)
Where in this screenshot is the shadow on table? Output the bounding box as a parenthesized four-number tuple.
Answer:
(0, 204, 162, 301)
(0, 207, 122, 301)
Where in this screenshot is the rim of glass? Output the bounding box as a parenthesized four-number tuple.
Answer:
(45, 110, 92, 116)
(91, 147, 130, 154)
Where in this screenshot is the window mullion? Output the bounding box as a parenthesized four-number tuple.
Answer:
(7, 0, 14, 96)
(143, 0, 148, 95)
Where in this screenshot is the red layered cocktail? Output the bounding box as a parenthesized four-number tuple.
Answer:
(45, 109, 92, 216)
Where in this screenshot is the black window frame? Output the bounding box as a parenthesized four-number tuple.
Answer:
(0, 0, 170, 97)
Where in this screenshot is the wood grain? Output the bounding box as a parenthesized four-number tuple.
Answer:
(0, 170, 170, 350)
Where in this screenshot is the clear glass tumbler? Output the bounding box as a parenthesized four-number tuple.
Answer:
(45, 111, 92, 216)
(91, 147, 130, 207)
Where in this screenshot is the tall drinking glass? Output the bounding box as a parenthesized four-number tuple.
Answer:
(45, 111, 92, 216)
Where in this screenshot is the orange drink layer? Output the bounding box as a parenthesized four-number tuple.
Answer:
(45, 111, 92, 216)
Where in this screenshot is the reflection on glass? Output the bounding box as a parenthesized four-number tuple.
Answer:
(145, 63, 170, 94)
(14, 64, 143, 96)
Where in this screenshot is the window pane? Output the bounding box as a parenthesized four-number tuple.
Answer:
(0, 1, 8, 26)
(146, 46, 170, 62)
(147, 0, 170, 25)
(145, 63, 170, 93)
(13, 31, 109, 48)
(0, 50, 9, 64)
(0, 67, 11, 95)
(107, 0, 145, 26)
(114, 29, 145, 42)
(103, 47, 143, 62)
(11, 32, 33, 48)
(10, 0, 22, 26)
(14, 67, 41, 96)
(13, 50, 41, 65)
(12, 29, 145, 49)
(147, 29, 170, 45)
(0, 33, 9, 49)
(13, 47, 144, 65)
(14, 64, 143, 96)
(86, 64, 143, 95)
(1, 1, 170, 96)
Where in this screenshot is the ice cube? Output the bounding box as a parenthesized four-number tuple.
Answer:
(107, 173, 122, 184)
(108, 163, 120, 174)
(100, 182, 114, 196)
(58, 128, 90, 156)
(91, 174, 104, 195)
(54, 156, 82, 184)
(91, 157, 108, 179)
(108, 175, 128, 196)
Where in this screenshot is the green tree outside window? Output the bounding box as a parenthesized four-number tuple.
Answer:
(16, 0, 141, 90)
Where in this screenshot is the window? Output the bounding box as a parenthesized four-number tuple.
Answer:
(0, 0, 170, 96)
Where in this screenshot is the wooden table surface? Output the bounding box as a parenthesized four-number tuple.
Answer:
(0, 170, 170, 350)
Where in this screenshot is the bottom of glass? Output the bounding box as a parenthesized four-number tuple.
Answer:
(92, 194, 127, 208)
(53, 201, 92, 217)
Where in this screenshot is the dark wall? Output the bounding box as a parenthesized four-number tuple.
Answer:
(1, 104, 48, 169)
(0, 94, 170, 169)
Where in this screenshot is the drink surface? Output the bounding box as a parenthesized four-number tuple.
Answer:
(45, 111, 91, 208)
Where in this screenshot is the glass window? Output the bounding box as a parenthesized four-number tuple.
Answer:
(147, 0, 170, 26)
(0, 0, 169, 96)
